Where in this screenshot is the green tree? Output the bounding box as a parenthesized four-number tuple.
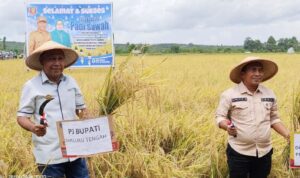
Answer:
(170, 45, 180, 53)
(254, 40, 263, 52)
(265, 36, 277, 52)
(289, 36, 298, 51)
(224, 48, 232, 53)
(244, 37, 263, 52)
(128, 44, 136, 53)
(244, 37, 255, 52)
(277, 38, 289, 52)
(276, 37, 299, 52)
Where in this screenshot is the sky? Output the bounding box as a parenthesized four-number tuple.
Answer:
(1, 0, 300, 45)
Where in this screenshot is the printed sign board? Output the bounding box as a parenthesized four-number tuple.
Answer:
(26, 1, 114, 67)
(57, 116, 118, 157)
(290, 133, 300, 168)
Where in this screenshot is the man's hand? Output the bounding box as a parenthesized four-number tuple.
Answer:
(17, 116, 47, 137)
(227, 125, 237, 137)
(31, 125, 47, 137)
(219, 119, 237, 137)
(76, 108, 90, 119)
(284, 133, 290, 143)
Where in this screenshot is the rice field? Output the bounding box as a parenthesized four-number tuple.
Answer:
(1, 53, 300, 177)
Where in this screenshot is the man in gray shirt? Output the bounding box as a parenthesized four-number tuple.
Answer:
(17, 41, 89, 178)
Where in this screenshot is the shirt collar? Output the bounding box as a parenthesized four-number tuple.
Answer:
(238, 81, 263, 95)
(40, 70, 66, 84)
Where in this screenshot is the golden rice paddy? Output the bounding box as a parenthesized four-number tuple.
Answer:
(0, 53, 300, 177)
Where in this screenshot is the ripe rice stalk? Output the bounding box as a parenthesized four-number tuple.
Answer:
(2, 54, 299, 176)
(0, 159, 8, 177)
(291, 85, 300, 132)
(97, 56, 166, 116)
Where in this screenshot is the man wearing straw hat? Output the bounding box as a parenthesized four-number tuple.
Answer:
(29, 16, 51, 55)
(215, 57, 290, 178)
(17, 41, 89, 177)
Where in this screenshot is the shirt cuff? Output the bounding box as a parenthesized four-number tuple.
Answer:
(76, 104, 86, 110)
(270, 118, 281, 125)
(17, 111, 33, 117)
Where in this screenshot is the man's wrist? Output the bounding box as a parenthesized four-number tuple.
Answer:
(28, 123, 35, 133)
(221, 123, 229, 131)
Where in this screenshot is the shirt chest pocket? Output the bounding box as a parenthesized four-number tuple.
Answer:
(262, 102, 272, 119)
(60, 87, 76, 106)
(231, 102, 249, 118)
(65, 88, 76, 98)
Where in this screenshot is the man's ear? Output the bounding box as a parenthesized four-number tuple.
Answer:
(39, 58, 44, 66)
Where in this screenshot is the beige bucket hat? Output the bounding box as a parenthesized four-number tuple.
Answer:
(229, 56, 278, 83)
(26, 41, 78, 71)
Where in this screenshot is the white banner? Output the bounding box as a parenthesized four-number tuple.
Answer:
(294, 134, 300, 166)
(57, 117, 114, 157)
(25, 1, 114, 67)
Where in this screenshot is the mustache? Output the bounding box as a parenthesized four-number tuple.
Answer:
(252, 78, 262, 80)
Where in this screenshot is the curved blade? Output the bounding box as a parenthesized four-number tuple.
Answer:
(39, 95, 54, 116)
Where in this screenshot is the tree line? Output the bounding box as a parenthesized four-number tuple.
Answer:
(116, 36, 300, 54)
(115, 43, 244, 54)
(244, 36, 299, 52)
(2, 35, 299, 56)
(0, 37, 23, 55)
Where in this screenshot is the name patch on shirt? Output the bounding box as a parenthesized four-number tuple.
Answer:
(261, 98, 274, 102)
(232, 97, 247, 102)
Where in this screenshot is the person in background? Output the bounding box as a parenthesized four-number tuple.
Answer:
(51, 20, 72, 48)
(29, 16, 51, 55)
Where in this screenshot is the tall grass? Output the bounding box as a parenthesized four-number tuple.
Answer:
(292, 86, 300, 132)
(0, 54, 299, 177)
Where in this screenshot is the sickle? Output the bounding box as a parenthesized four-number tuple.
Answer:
(39, 95, 54, 116)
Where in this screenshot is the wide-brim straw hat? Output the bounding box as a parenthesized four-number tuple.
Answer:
(230, 56, 278, 83)
(26, 41, 78, 71)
